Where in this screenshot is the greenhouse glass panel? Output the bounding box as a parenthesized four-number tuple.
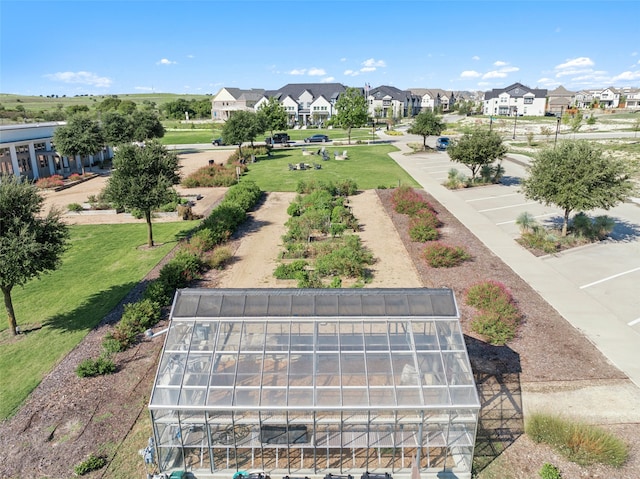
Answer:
(150, 289, 479, 479)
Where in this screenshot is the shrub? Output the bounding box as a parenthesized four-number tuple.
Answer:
(391, 185, 433, 216)
(471, 310, 517, 345)
(571, 213, 615, 240)
(102, 335, 125, 354)
(423, 242, 471, 268)
(182, 164, 238, 187)
(526, 413, 628, 468)
(296, 270, 324, 288)
(466, 280, 513, 310)
(539, 463, 562, 479)
(143, 279, 174, 307)
(443, 168, 467, 189)
(35, 175, 64, 189)
(274, 260, 309, 279)
(206, 246, 232, 270)
(74, 454, 107, 475)
(335, 179, 358, 196)
(409, 221, 439, 242)
(110, 299, 162, 350)
(224, 180, 262, 211)
(76, 355, 116, 377)
(68, 173, 82, 182)
(518, 231, 560, 254)
(68, 202, 84, 212)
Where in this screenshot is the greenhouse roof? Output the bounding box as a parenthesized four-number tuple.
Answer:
(149, 288, 479, 411)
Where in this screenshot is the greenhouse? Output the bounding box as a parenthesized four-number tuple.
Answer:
(149, 288, 480, 479)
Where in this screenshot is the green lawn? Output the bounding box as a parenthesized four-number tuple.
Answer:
(240, 144, 419, 191)
(0, 222, 193, 419)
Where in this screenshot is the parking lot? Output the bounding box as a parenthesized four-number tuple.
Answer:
(410, 150, 640, 337)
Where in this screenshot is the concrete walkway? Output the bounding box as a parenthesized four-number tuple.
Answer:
(387, 135, 640, 423)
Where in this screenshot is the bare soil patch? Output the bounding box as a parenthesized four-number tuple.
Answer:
(1, 180, 638, 479)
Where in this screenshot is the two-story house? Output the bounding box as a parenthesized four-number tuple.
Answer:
(211, 88, 266, 122)
(547, 85, 575, 115)
(620, 87, 640, 110)
(410, 88, 456, 112)
(595, 87, 620, 108)
(367, 85, 418, 120)
(260, 83, 348, 126)
(483, 82, 547, 116)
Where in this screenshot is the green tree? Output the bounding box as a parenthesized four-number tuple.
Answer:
(162, 98, 193, 120)
(333, 87, 369, 144)
(53, 114, 104, 175)
(570, 111, 583, 132)
(130, 110, 165, 141)
(521, 140, 636, 236)
(447, 129, 507, 180)
(103, 141, 180, 247)
(190, 98, 212, 118)
(258, 97, 288, 141)
(117, 99, 137, 115)
(0, 175, 69, 335)
(222, 110, 264, 157)
(96, 96, 121, 112)
(407, 110, 445, 148)
(65, 105, 90, 116)
(101, 111, 132, 146)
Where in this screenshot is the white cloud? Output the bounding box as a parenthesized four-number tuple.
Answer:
(362, 58, 386, 68)
(308, 68, 326, 76)
(631, 52, 638, 57)
(472, 55, 480, 61)
(460, 70, 481, 78)
(288, 69, 306, 75)
(612, 70, 640, 81)
(360, 67, 376, 73)
(340, 58, 347, 62)
(344, 69, 359, 77)
(187, 54, 195, 59)
(555, 57, 594, 70)
(157, 58, 177, 65)
(321, 77, 335, 83)
(477, 82, 491, 87)
(494, 60, 507, 66)
(44, 71, 112, 88)
(483, 71, 507, 79)
(556, 68, 594, 78)
(537, 77, 560, 87)
(500, 66, 520, 73)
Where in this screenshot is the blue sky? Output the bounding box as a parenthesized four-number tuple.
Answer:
(1, 0, 639, 96)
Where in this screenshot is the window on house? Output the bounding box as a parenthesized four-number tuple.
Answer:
(524, 97, 533, 104)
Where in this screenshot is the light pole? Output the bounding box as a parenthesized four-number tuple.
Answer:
(512, 107, 518, 140)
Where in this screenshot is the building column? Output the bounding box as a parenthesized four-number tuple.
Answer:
(8, 145, 20, 177)
(28, 143, 39, 180)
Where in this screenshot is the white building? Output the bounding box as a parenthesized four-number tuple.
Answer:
(0, 122, 112, 180)
(483, 83, 547, 117)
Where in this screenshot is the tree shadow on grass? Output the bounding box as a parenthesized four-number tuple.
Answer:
(43, 280, 143, 334)
(465, 335, 523, 476)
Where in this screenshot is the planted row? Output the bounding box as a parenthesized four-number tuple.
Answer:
(391, 185, 471, 268)
(465, 280, 522, 345)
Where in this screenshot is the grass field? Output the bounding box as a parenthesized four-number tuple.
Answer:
(240, 144, 419, 191)
(0, 222, 194, 420)
(0, 92, 210, 112)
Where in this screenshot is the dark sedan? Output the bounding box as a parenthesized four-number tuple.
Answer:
(212, 138, 225, 146)
(304, 134, 330, 143)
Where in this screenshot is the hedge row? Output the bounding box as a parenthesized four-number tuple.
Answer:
(465, 280, 522, 345)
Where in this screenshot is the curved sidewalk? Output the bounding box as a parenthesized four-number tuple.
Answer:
(389, 141, 640, 389)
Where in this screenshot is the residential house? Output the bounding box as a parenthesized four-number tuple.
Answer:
(367, 85, 418, 120)
(0, 122, 113, 180)
(547, 85, 575, 115)
(621, 87, 640, 110)
(410, 88, 456, 112)
(211, 88, 265, 122)
(596, 87, 621, 108)
(574, 90, 594, 109)
(483, 82, 547, 116)
(261, 83, 349, 126)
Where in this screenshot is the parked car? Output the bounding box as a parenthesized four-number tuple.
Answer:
(212, 138, 225, 146)
(436, 137, 450, 151)
(304, 134, 330, 143)
(265, 132, 290, 144)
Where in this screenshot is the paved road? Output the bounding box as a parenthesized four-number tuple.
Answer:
(389, 132, 640, 388)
